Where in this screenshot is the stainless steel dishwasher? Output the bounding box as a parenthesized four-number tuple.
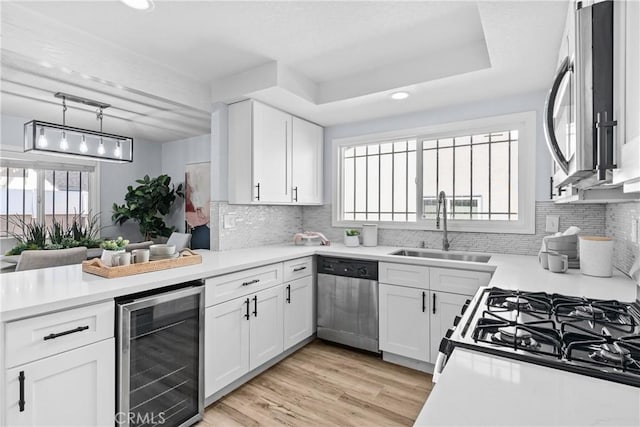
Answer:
(317, 256, 379, 353)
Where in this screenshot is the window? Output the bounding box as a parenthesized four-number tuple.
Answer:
(334, 112, 536, 234)
(422, 130, 518, 220)
(342, 140, 416, 222)
(0, 158, 97, 238)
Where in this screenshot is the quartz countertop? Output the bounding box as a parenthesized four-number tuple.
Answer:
(1, 243, 636, 322)
(414, 348, 640, 426)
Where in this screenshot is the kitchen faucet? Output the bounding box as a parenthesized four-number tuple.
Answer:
(435, 191, 450, 251)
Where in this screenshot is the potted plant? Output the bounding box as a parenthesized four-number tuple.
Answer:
(100, 236, 129, 267)
(344, 229, 360, 247)
(112, 174, 184, 241)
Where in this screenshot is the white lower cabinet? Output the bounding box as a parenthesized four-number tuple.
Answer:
(249, 285, 284, 370)
(283, 276, 314, 350)
(205, 296, 251, 396)
(429, 291, 470, 362)
(205, 284, 284, 396)
(379, 283, 430, 362)
(5, 338, 115, 427)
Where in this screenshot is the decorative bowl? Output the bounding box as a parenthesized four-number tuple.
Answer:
(149, 244, 176, 256)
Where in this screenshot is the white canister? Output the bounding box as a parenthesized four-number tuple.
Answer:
(579, 236, 614, 277)
(362, 224, 378, 247)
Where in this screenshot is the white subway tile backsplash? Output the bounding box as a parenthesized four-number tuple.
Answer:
(211, 202, 302, 250)
(606, 202, 640, 275)
(301, 202, 606, 256)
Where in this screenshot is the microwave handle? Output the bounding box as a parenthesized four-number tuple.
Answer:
(543, 56, 571, 175)
(595, 111, 618, 181)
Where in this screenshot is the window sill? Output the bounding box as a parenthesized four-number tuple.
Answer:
(332, 219, 535, 235)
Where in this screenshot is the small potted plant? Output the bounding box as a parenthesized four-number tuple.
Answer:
(344, 229, 360, 247)
(100, 236, 129, 267)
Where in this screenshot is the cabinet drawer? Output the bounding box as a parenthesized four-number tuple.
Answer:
(379, 262, 429, 289)
(283, 257, 313, 281)
(429, 267, 491, 295)
(205, 263, 283, 307)
(5, 301, 114, 368)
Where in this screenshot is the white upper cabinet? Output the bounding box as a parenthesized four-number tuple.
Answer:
(613, 0, 640, 191)
(228, 100, 324, 205)
(292, 117, 323, 204)
(252, 102, 293, 203)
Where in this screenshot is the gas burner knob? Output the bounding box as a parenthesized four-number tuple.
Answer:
(444, 328, 455, 339)
(453, 316, 461, 327)
(358, 267, 369, 277)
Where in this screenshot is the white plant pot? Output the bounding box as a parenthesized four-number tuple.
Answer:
(101, 249, 125, 267)
(344, 234, 360, 247)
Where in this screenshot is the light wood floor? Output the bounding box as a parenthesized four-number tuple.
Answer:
(200, 340, 433, 427)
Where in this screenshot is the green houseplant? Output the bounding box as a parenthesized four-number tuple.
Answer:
(112, 174, 184, 241)
(344, 229, 360, 247)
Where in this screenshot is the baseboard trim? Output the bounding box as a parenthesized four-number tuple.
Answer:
(204, 335, 316, 407)
(382, 351, 434, 374)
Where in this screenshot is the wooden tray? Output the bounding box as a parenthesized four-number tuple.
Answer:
(82, 249, 202, 278)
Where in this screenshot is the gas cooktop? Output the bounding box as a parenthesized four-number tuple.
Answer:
(445, 287, 640, 387)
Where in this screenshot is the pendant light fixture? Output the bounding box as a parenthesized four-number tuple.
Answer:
(24, 92, 134, 163)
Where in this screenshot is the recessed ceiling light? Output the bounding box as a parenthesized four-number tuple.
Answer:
(120, 0, 154, 11)
(391, 91, 410, 100)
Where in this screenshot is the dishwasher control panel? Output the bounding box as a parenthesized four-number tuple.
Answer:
(317, 256, 378, 280)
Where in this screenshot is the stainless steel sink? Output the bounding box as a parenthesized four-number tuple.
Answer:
(390, 249, 491, 263)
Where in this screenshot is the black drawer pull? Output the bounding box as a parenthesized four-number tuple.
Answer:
(244, 298, 250, 320)
(18, 371, 25, 412)
(286, 284, 291, 303)
(433, 293, 436, 314)
(253, 295, 258, 317)
(422, 291, 426, 312)
(242, 279, 260, 287)
(43, 325, 89, 341)
(293, 266, 307, 272)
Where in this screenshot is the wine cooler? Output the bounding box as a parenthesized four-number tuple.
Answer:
(117, 282, 204, 427)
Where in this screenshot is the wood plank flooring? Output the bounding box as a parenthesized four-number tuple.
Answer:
(200, 340, 433, 427)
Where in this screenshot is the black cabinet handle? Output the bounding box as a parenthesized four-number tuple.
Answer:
(286, 285, 291, 303)
(253, 295, 258, 317)
(293, 186, 298, 202)
(432, 293, 436, 314)
(422, 291, 426, 312)
(293, 266, 307, 272)
(43, 325, 89, 341)
(242, 279, 260, 287)
(244, 298, 250, 320)
(18, 371, 25, 412)
(255, 183, 260, 201)
(549, 176, 554, 200)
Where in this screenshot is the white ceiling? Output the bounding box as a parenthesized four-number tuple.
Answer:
(0, 0, 568, 142)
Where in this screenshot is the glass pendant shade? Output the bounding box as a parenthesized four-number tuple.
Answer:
(24, 121, 133, 162)
(59, 131, 69, 150)
(37, 128, 48, 147)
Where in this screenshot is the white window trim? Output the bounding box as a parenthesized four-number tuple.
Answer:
(0, 149, 101, 239)
(332, 111, 537, 234)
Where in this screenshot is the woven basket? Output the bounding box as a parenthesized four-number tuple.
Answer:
(82, 249, 202, 278)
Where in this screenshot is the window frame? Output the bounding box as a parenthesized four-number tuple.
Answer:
(0, 150, 101, 239)
(332, 111, 537, 234)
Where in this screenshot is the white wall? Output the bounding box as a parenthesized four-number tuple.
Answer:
(101, 140, 162, 241)
(1, 114, 163, 242)
(161, 134, 211, 231)
(322, 90, 551, 203)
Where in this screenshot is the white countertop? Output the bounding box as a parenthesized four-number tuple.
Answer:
(415, 348, 640, 426)
(0, 243, 636, 322)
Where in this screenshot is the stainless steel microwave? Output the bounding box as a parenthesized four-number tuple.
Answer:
(544, 0, 616, 189)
